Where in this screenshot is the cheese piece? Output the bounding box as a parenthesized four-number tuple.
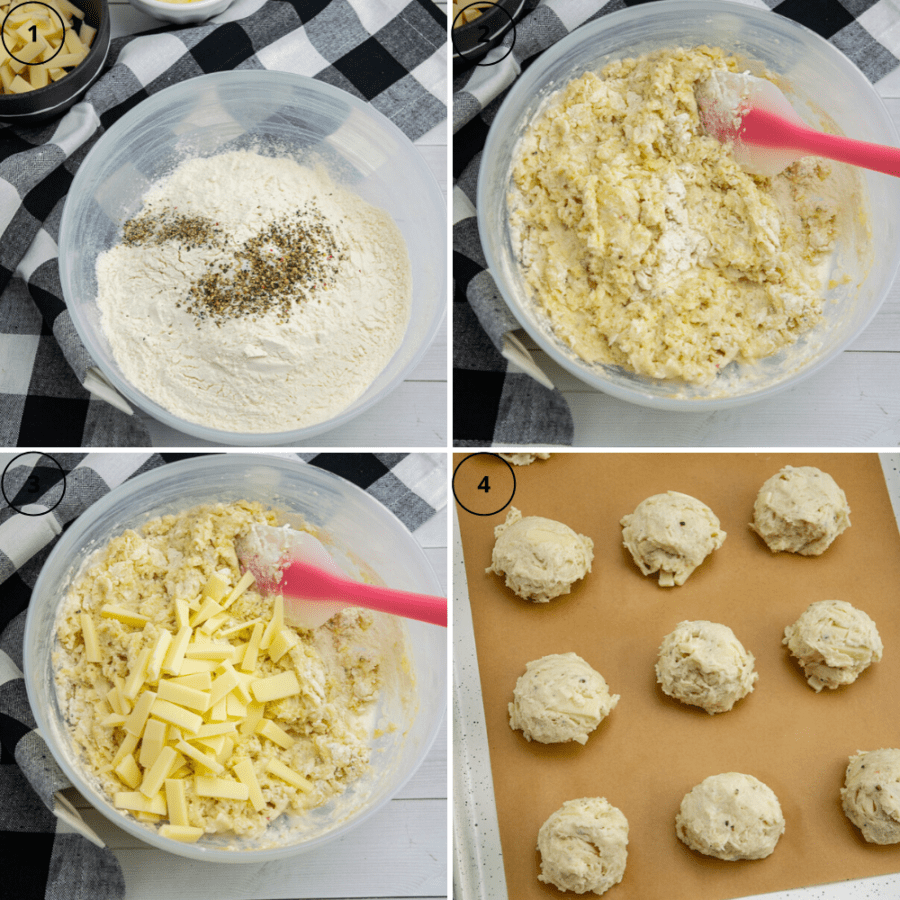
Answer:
(232, 759, 265, 811)
(222, 571, 255, 608)
(169, 671, 212, 691)
(195, 721, 237, 738)
(206, 695, 228, 723)
(251, 670, 300, 703)
(202, 574, 228, 603)
(231, 671, 255, 705)
(226, 694, 247, 718)
(165, 778, 190, 827)
(260, 595, 283, 650)
(194, 774, 249, 801)
(174, 598, 191, 631)
(100, 713, 127, 727)
(195, 734, 226, 756)
(100, 604, 150, 627)
(208, 663, 240, 707)
(239, 701, 265, 736)
(179, 658, 218, 675)
(106, 685, 124, 716)
(150, 698, 203, 734)
(81, 613, 101, 663)
(114, 791, 166, 815)
(265, 758, 312, 793)
(256, 719, 294, 750)
(199, 612, 229, 635)
(146, 630, 173, 683)
(157, 679, 211, 713)
(190, 597, 224, 629)
(216, 735, 235, 766)
(159, 824, 204, 843)
(185, 641, 233, 661)
(123, 647, 152, 700)
(140, 745, 177, 798)
(114, 753, 141, 789)
(111, 732, 139, 767)
(123, 690, 157, 738)
(162, 626, 192, 676)
(267, 627, 298, 664)
(138, 718, 167, 770)
(175, 739, 225, 774)
(240, 622, 264, 673)
(218, 618, 262, 638)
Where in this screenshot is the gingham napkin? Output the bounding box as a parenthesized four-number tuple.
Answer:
(0, 0, 446, 447)
(0, 450, 446, 899)
(452, 0, 900, 446)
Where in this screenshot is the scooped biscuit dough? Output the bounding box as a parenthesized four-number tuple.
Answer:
(487, 506, 593, 602)
(498, 452, 551, 466)
(537, 797, 629, 895)
(783, 599, 882, 691)
(751, 465, 850, 555)
(53, 502, 408, 840)
(509, 46, 844, 385)
(676, 772, 785, 860)
(841, 748, 900, 844)
(656, 621, 757, 714)
(509, 653, 619, 745)
(621, 491, 725, 586)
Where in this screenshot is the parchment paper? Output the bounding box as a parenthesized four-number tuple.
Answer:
(455, 452, 900, 900)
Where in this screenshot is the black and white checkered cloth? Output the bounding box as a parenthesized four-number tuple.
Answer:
(0, 0, 446, 447)
(452, 0, 900, 447)
(0, 450, 445, 898)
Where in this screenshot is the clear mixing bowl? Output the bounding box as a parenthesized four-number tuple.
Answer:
(23, 455, 446, 862)
(478, 0, 900, 410)
(59, 71, 446, 444)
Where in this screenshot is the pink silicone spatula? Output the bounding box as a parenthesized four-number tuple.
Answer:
(238, 523, 447, 629)
(696, 69, 900, 178)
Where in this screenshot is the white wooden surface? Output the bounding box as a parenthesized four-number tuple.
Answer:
(105, 1, 449, 449)
(63, 496, 448, 900)
(505, 113, 900, 449)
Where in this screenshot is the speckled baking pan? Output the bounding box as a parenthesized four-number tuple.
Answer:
(453, 452, 900, 900)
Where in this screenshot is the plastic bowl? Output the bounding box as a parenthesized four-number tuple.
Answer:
(0, 0, 110, 125)
(23, 455, 446, 862)
(478, 0, 900, 410)
(125, 0, 235, 25)
(58, 71, 446, 444)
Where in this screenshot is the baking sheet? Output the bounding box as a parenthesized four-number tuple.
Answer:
(454, 452, 900, 900)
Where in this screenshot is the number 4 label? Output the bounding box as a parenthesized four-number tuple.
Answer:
(478, 476, 490, 493)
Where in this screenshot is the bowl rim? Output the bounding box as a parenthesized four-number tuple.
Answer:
(59, 69, 447, 445)
(23, 453, 447, 862)
(476, 0, 900, 411)
(127, 0, 233, 12)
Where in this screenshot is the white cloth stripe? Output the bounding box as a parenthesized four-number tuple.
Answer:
(47, 103, 100, 159)
(0, 647, 24, 689)
(453, 185, 476, 225)
(391, 453, 446, 513)
(74, 453, 154, 489)
(15, 229, 58, 283)
(0, 514, 62, 571)
(0, 179, 20, 235)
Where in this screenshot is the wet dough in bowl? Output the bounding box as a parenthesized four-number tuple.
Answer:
(621, 491, 725, 586)
(509, 653, 619, 745)
(486, 507, 593, 602)
(751, 465, 850, 555)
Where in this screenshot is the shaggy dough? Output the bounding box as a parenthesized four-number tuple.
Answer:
(751, 466, 850, 555)
(621, 491, 725, 586)
(783, 599, 882, 691)
(487, 506, 593, 602)
(498, 452, 551, 466)
(656, 621, 757, 714)
(53, 502, 407, 840)
(509, 46, 845, 385)
(509, 653, 619, 745)
(676, 772, 785, 860)
(841, 748, 900, 844)
(537, 797, 629, 895)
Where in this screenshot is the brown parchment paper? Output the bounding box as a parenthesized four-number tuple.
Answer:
(455, 452, 900, 900)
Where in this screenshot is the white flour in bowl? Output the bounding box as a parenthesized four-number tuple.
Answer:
(95, 150, 411, 434)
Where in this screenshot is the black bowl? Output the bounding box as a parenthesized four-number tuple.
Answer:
(0, 0, 111, 126)
(452, 0, 527, 70)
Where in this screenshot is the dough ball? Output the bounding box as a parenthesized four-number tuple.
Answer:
(498, 452, 551, 466)
(676, 772, 785, 860)
(620, 491, 725, 587)
(751, 466, 850, 555)
(783, 600, 882, 692)
(486, 507, 593, 602)
(841, 749, 900, 844)
(656, 620, 757, 714)
(537, 797, 628, 895)
(509, 653, 619, 745)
